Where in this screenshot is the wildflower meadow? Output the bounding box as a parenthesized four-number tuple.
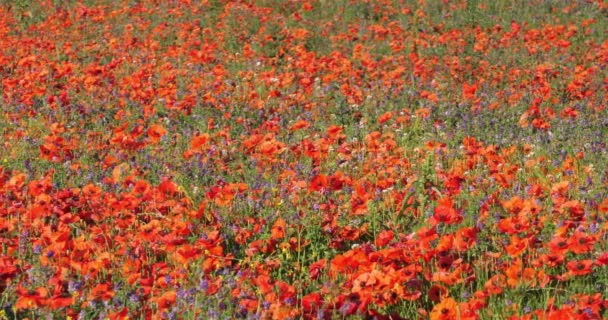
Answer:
(0, 0, 607, 319)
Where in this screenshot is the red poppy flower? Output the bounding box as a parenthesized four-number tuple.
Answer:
(571, 293, 604, 318)
(428, 284, 449, 303)
(309, 259, 326, 280)
(309, 174, 329, 192)
(596, 251, 608, 266)
(537, 252, 565, 268)
(302, 292, 323, 313)
(566, 259, 594, 276)
(568, 232, 597, 254)
(453, 227, 477, 252)
(432, 197, 462, 225)
(548, 236, 570, 254)
(374, 230, 394, 247)
(88, 283, 114, 301)
(462, 83, 477, 100)
(47, 294, 73, 310)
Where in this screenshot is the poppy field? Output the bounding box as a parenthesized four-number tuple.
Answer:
(1, 0, 608, 319)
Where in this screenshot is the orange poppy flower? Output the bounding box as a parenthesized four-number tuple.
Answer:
(87, 283, 114, 301)
(505, 235, 530, 257)
(15, 287, 48, 310)
(430, 297, 458, 320)
(154, 290, 177, 310)
(147, 124, 167, 143)
(497, 216, 530, 235)
(289, 119, 310, 131)
(462, 83, 477, 100)
(190, 133, 210, 150)
(505, 259, 536, 287)
(534, 305, 577, 320)
(107, 308, 129, 320)
(378, 111, 393, 124)
(47, 294, 74, 310)
(484, 274, 506, 295)
(270, 217, 287, 240)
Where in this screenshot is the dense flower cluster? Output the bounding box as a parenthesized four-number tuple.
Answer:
(0, 0, 607, 319)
